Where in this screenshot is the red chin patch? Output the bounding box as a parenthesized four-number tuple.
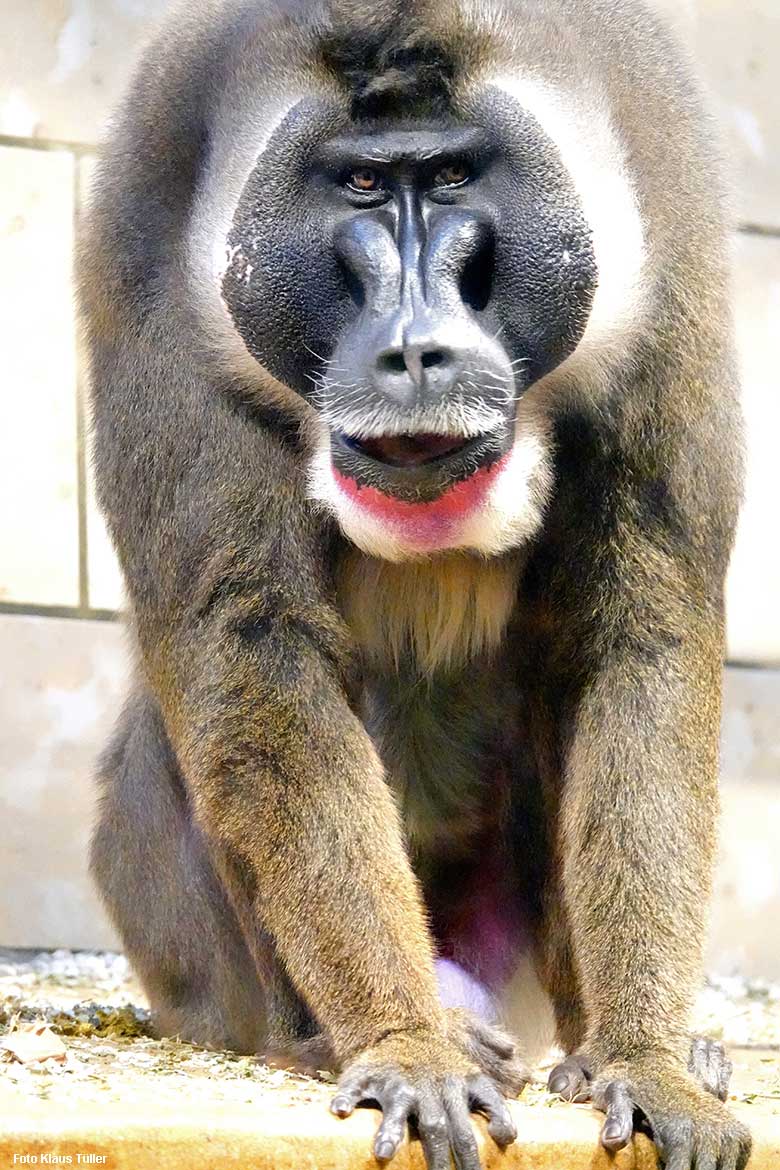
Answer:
(333, 455, 509, 550)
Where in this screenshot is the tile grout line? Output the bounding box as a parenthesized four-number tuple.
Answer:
(0, 132, 94, 157)
(0, 601, 117, 623)
(737, 222, 780, 240)
(0, 598, 777, 669)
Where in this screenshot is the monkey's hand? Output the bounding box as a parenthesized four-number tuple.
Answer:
(444, 1008, 529, 1096)
(574, 1055, 751, 1170)
(330, 1020, 520, 1169)
(549, 1033, 734, 1104)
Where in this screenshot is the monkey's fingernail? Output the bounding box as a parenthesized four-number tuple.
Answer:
(602, 1123, 629, 1149)
(331, 1097, 354, 1117)
(375, 1140, 396, 1161)
(549, 1074, 571, 1095)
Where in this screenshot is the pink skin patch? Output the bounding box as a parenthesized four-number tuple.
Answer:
(333, 454, 509, 551)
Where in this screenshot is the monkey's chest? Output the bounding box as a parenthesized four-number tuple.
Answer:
(361, 659, 529, 993)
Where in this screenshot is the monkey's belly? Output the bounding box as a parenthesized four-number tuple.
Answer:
(435, 958, 498, 1018)
(427, 833, 556, 1056)
(425, 842, 532, 1012)
(368, 656, 532, 1018)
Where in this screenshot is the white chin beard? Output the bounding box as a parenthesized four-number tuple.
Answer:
(307, 419, 553, 563)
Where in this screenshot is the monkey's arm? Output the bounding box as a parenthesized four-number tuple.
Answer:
(85, 312, 521, 1167)
(554, 532, 750, 1166)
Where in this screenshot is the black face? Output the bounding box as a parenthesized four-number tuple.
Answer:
(222, 88, 596, 500)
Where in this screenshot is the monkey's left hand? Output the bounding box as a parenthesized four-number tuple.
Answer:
(560, 1055, 751, 1169)
(549, 1034, 734, 1106)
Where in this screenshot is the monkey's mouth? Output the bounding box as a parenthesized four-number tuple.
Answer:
(329, 423, 513, 508)
(341, 432, 472, 468)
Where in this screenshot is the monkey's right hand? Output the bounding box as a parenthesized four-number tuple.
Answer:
(330, 1019, 520, 1169)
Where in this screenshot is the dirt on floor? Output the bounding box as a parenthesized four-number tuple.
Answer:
(1, 949, 779, 1117)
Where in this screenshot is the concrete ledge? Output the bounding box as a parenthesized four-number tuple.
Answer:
(1, 953, 779, 1170)
(1, 1073, 777, 1170)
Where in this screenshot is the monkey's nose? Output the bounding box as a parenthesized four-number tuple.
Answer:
(374, 342, 459, 403)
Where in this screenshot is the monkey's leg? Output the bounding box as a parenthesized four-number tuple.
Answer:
(536, 898, 586, 1057)
(555, 591, 751, 1169)
(91, 687, 309, 1055)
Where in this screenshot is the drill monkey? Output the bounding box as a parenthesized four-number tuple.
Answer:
(82, 1, 748, 1167)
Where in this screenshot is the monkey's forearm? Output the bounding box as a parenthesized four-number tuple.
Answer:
(155, 613, 444, 1061)
(560, 617, 722, 1067)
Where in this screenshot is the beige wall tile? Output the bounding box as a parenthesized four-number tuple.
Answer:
(0, 0, 170, 147)
(85, 446, 125, 613)
(708, 781, 780, 978)
(0, 145, 80, 607)
(77, 155, 125, 613)
(0, 609, 776, 975)
(721, 667, 780, 783)
(653, 0, 780, 228)
(691, 0, 780, 230)
(0, 613, 124, 949)
(726, 234, 780, 665)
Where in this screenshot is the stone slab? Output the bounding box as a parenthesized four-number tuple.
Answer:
(0, 1055, 776, 1170)
(0, 955, 776, 1170)
(726, 233, 780, 665)
(0, 0, 169, 147)
(0, 144, 79, 608)
(1, 609, 778, 969)
(691, 0, 780, 230)
(0, 615, 124, 951)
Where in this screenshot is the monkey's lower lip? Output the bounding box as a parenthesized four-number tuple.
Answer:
(330, 423, 512, 505)
(341, 432, 471, 468)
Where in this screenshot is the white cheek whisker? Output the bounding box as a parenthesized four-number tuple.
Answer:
(472, 368, 510, 381)
(303, 342, 331, 364)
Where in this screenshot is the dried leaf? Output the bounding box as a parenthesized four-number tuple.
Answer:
(1, 1021, 67, 1065)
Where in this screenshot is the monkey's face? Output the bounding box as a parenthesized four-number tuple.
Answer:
(221, 90, 598, 560)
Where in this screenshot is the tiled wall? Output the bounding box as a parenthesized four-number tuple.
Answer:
(0, 1, 779, 963)
(0, 0, 778, 650)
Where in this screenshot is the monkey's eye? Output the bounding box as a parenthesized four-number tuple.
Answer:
(345, 168, 384, 193)
(433, 162, 470, 188)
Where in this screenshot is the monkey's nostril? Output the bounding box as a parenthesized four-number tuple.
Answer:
(378, 351, 407, 375)
(460, 236, 495, 313)
(377, 348, 449, 376)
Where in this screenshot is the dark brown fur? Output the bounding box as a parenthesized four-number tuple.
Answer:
(81, 1, 749, 1166)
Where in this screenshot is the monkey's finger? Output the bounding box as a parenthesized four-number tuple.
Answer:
(662, 1147, 694, 1170)
(548, 1057, 591, 1103)
(599, 1081, 634, 1151)
(467, 1074, 517, 1147)
(442, 1080, 481, 1170)
(466, 1016, 516, 1060)
(416, 1089, 452, 1170)
(713, 1135, 746, 1170)
(474, 1053, 528, 1098)
(692, 1145, 718, 1170)
(716, 1056, 734, 1104)
(462, 1036, 528, 1097)
(330, 1070, 373, 1118)
(734, 1138, 753, 1170)
(372, 1090, 414, 1163)
(689, 1038, 732, 1102)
